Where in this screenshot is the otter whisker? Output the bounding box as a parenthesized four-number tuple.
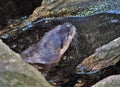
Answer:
(71, 32, 80, 57)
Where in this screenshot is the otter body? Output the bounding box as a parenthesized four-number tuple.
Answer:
(21, 23, 76, 74)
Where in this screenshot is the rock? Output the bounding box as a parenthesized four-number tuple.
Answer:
(92, 75, 120, 87)
(29, 0, 120, 21)
(0, 39, 52, 87)
(1, 0, 120, 27)
(77, 37, 120, 73)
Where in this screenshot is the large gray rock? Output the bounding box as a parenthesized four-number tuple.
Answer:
(0, 39, 52, 87)
(92, 75, 120, 87)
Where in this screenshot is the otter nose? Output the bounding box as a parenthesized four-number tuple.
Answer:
(63, 22, 76, 36)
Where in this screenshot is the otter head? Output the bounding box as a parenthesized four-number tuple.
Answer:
(21, 22, 76, 65)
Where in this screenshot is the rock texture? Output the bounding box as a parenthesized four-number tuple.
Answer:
(1, 0, 120, 27)
(77, 37, 120, 73)
(92, 75, 120, 87)
(0, 39, 52, 87)
(29, 0, 120, 21)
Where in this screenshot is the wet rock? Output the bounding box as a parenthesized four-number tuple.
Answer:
(0, 39, 52, 87)
(77, 37, 120, 73)
(92, 75, 120, 87)
(1, 0, 120, 27)
(74, 61, 120, 87)
(29, 0, 120, 21)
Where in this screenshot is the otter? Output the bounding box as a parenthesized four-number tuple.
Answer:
(21, 22, 76, 75)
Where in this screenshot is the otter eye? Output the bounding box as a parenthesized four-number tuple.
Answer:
(60, 42, 63, 49)
(60, 36, 65, 49)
